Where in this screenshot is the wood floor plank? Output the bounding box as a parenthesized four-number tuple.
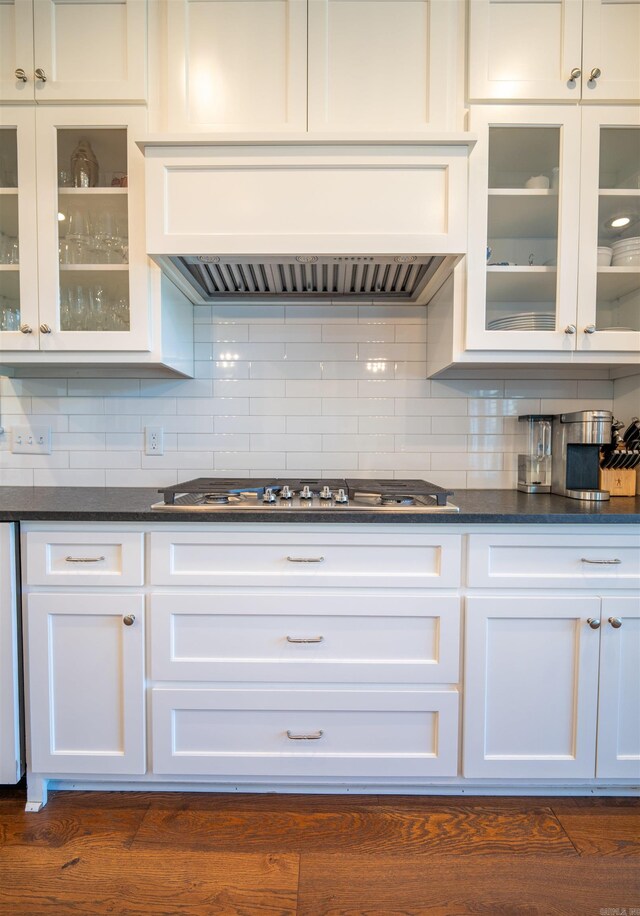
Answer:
(296, 853, 640, 916)
(553, 809, 640, 856)
(132, 799, 576, 857)
(0, 847, 299, 916)
(0, 806, 148, 849)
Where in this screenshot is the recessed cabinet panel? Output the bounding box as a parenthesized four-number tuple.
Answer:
(308, 0, 458, 131)
(150, 592, 461, 684)
(165, 0, 307, 132)
(468, 0, 583, 101)
(0, 0, 146, 103)
(469, 0, 639, 103)
(152, 688, 459, 778)
(467, 533, 640, 589)
(582, 0, 640, 102)
(25, 530, 144, 586)
(464, 596, 601, 779)
(597, 597, 640, 779)
(27, 593, 145, 775)
(149, 530, 462, 588)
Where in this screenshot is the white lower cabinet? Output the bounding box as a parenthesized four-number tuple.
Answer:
(152, 688, 459, 779)
(26, 593, 145, 775)
(464, 594, 640, 781)
(19, 522, 639, 806)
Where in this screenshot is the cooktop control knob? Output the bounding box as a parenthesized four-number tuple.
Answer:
(280, 485, 293, 500)
(320, 485, 332, 500)
(300, 485, 313, 500)
(263, 487, 276, 503)
(335, 487, 348, 504)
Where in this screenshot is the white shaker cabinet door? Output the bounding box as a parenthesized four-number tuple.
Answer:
(582, 0, 640, 102)
(31, 0, 147, 102)
(308, 0, 460, 131)
(0, 0, 34, 102)
(468, 0, 583, 102)
(165, 0, 307, 132)
(464, 595, 601, 779)
(596, 597, 640, 779)
(27, 593, 145, 775)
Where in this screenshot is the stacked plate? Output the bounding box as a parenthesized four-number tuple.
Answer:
(488, 312, 555, 331)
(611, 236, 640, 267)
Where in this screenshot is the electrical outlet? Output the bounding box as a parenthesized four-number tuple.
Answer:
(145, 426, 164, 456)
(11, 426, 52, 454)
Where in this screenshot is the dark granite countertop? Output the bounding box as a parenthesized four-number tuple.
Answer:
(0, 487, 638, 524)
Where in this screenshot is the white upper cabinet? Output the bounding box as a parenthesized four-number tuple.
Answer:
(464, 104, 640, 356)
(0, 0, 147, 104)
(160, 0, 462, 134)
(164, 0, 308, 132)
(468, 0, 640, 103)
(307, 0, 460, 132)
(576, 107, 640, 352)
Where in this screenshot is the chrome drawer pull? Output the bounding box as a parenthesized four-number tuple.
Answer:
(286, 730, 323, 740)
(65, 555, 106, 563)
(286, 635, 324, 644)
(581, 557, 621, 565)
(286, 556, 325, 563)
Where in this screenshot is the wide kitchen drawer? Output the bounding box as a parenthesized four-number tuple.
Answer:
(149, 530, 462, 588)
(467, 533, 640, 590)
(151, 688, 459, 778)
(25, 531, 144, 587)
(150, 592, 460, 684)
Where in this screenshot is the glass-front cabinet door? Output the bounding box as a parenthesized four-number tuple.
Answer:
(34, 106, 148, 352)
(467, 106, 582, 351)
(577, 107, 640, 353)
(0, 110, 39, 351)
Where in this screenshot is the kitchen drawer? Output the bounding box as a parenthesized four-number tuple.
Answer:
(25, 531, 144, 587)
(151, 687, 459, 778)
(149, 530, 462, 588)
(467, 533, 640, 590)
(150, 592, 460, 684)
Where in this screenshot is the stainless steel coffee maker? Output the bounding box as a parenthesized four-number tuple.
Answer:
(551, 409, 612, 501)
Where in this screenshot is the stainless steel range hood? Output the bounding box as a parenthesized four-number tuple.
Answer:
(140, 136, 474, 305)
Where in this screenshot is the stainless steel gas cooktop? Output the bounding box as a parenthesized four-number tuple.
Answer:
(152, 478, 459, 513)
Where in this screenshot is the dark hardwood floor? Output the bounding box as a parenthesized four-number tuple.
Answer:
(0, 786, 638, 914)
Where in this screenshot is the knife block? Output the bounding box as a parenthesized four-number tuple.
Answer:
(599, 466, 637, 496)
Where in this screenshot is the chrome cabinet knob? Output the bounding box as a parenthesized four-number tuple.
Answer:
(19, 324, 32, 334)
(15, 68, 28, 82)
(39, 324, 51, 334)
(123, 614, 136, 626)
(587, 617, 601, 630)
(564, 325, 576, 335)
(608, 617, 623, 629)
(589, 67, 602, 81)
(569, 67, 581, 82)
(34, 68, 47, 82)
(584, 325, 596, 334)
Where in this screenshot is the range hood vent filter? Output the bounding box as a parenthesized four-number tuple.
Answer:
(173, 255, 445, 303)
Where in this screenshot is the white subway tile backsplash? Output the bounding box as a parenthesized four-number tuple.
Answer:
(287, 416, 358, 434)
(322, 324, 395, 343)
(250, 324, 321, 342)
(323, 397, 395, 416)
(213, 380, 286, 398)
(286, 380, 358, 398)
(250, 361, 321, 380)
(70, 415, 141, 433)
(34, 469, 106, 487)
(54, 432, 106, 451)
(215, 415, 286, 434)
(0, 304, 616, 490)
